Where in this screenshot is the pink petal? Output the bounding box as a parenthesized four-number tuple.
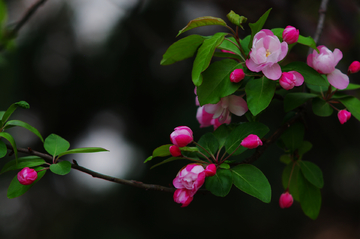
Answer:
(278, 42, 288, 61)
(333, 48, 343, 66)
(307, 53, 314, 68)
(246, 58, 264, 72)
(289, 71, 304, 86)
(327, 69, 349, 90)
(228, 95, 248, 116)
(262, 63, 282, 80)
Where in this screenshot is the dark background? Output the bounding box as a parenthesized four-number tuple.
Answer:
(0, 0, 360, 238)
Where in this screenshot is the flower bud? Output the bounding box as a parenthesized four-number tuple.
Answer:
(279, 72, 296, 90)
(348, 61, 360, 74)
(338, 109, 351, 124)
(173, 189, 193, 207)
(17, 167, 38, 185)
(169, 145, 182, 157)
(282, 26, 299, 44)
(170, 126, 193, 147)
(230, 69, 245, 83)
(240, 134, 263, 149)
(279, 191, 293, 209)
(204, 164, 217, 177)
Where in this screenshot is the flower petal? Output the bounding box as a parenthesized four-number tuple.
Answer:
(327, 69, 349, 90)
(262, 63, 282, 80)
(228, 95, 248, 116)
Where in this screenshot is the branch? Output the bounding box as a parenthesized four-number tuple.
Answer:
(308, 0, 329, 54)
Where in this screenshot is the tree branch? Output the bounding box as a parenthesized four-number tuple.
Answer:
(308, 0, 329, 54)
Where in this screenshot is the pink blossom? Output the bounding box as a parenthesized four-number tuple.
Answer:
(170, 126, 193, 147)
(211, 115, 231, 130)
(169, 145, 182, 157)
(282, 26, 299, 44)
(279, 191, 293, 209)
(241, 134, 263, 149)
(307, 46, 349, 89)
(246, 29, 288, 80)
(173, 189, 193, 207)
(279, 71, 304, 90)
(338, 109, 351, 124)
(173, 164, 205, 194)
(230, 69, 245, 83)
(17, 167, 38, 185)
(204, 164, 217, 177)
(348, 61, 360, 74)
(196, 106, 231, 130)
(204, 95, 248, 123)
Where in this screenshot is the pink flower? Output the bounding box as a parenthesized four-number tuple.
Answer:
(204, 164, 217, 177)
(230, 69, 245, 83)
(338, 109, 351, 124)
(282, 26, 299, 44)
(173, 189, 193, 207)
(17, 167, 38, 185)
(279, 191, 293, 209)
(246, 29, 288, 80)
(348, 61, 360, 74)
(241, 134, 263, 149)
(307, 46, 349, 89)
(279, 71, 304, 90)
(169, 145, 182, 157)
(204, 95, 248, 123)
(196, 106, 214, 128)
(173, 164, 205, 195)
(211, 115, 231, 130)
(170, 126, 193, 147)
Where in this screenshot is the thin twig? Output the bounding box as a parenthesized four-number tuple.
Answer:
(308, 0, 329, 54)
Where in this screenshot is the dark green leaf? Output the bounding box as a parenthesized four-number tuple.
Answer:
(282, 162, 301, 201)
(179, 147, 199, 153)
(58, 147, 108, 158)
(0, 140, 6, 158)
(192, 32, 228, 86)
(298, 172, 321, 220)
(306, 83, 328, 94)
(0, 132, 17, 160)
(298, 141, 312, 156)
(1, 101, 30, 126)
(49, 161, 72, 175)
(280, 122, 304, 152)
(226, 10, 247, 29)
(160, 34, 204, 65)
(282, 62, 328, 86)
(44, 134, 70, 157)
(205, 168, 232, 197)
(150, 157, 182, 169)
(217, 37, 241, 55)
(197, 59, 243, 105)
(231, 164, 271, 203)
(1, 156, 46, 174)
(219, 163, 230, 169)
(280, 154, 291, 165)
(248, 8, 272, 50)
(312, 97, 333, 117)
(240, 35, 251, 56)
(245, 76, 276, 116)
(0, 0, 7, 27)
(4, 120, 44, 142)
(297, 35, 318, 53)
(212, 52, 243, 61)
(339, 96, 360, 121)
(342, 83, 360, 91)
(299, 161, 324, 188)
(284, 93, 318, 112)
(177, 16, 228, 36)
(197, 132, 219, 158)
(213, 124, 231, 148)
(151, 144, 172, 158)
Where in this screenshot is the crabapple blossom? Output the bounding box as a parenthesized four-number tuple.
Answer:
(282, 26, 299, 44)
(196, 106, 231, 130)
(279, 191, 293, 209)
(230, 69, 245, 83)
(279, 71, 304, 90)
(17, 167, 38, 185)
(241, 134, 263, 149)
(338, 109, 351, 124)
(246, 29, 288, 80)
(169, 145, 182, 157)
(307, 46, 349, 89)
(348, 61, 360, 74)
(170, 126, 193, 147)
(204, 164, 217, 177)
(173, 164, 205, 195)
(173, 189, 193, 207)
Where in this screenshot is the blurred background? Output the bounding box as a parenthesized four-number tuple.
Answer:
(0, 0, 359, 238)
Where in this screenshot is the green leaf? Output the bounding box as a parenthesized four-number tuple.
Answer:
(280, 122, 304, 152)
(153, 144, 172, 157)
(44, 134, 70, 157)
(240, 35, 251, 56)
(298, 172, 321, 220)
(312, 97, 333, 117)
(226, 10, 247, 29)
(50, 161, 72, 175)
(297, 35, 318, 53)
(144, 156, 153, 163)
(192, 32, 228, 86)
(1, 156, 46, 174)
(58, 147, 108, 158)
(205, 168, 232, 197)
(225, 122, 269, 156)
(282, 62, 328, 86)
(342, 83, 360, 91)
(248, 8, 272, 50)
(4, 120, 44, 142)
(160, 34, 204, 65)
(213, 124, 231, 148)
(282, 162, 301, 201)
(1, 101, 30, 126)
(179, 147, 199, 153)
(177, 16, 228, 36)
(219, 163, 230, 169)
(298, 141, 312, 156)
(0, 132, 17, 160)
(0, 140, 6, 158)
(284, 93, 318, 112)
(280, 154, 291, 165)
(245, 76, 276, 116)
(197, 132, 219, 158)
(150, 157, 182, 170)
(0, 0, 7, 27)
(197, 59, 243, 105)
(217, 37, 241, 55)
(299, 161, 324, 188)
(212, 51, 243, 61)
(7, 166, 46, 199)
(231, 164, 271, 203)
(339, 96, 360, 121)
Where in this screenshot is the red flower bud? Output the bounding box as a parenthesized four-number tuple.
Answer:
(279, 191, 293, 209)
(17, 167, 38, 185)
(348, 61, 360, 74)
(169, 145, 182, 157)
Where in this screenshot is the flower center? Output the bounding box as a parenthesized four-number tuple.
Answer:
(266, 49, 271, 57)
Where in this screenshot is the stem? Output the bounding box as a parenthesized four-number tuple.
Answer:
(308, 0, 329, 54)
(224, 38, 246, 62)
(286, 161, 296, 189)
(193, 141, 216, 162)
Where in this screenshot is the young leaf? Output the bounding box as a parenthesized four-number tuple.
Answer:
(1, 101, 30, 126)
(4, 120, 44, 142)
(282, 62, 328, 86)
(197, 59, 243, 105)
(50, 161, 72, 175)
(231, 164, 271, 203)
(1, 156, 46, 174)
(248, 8, 272, 50)
(284, 93, 318, 112)
(245, 76, 276, 116)
(177, 16, 228, 36)
(196, 132, 219, 158)
(160, 34, 204, 65)
(213, 124, 231, 148)
(0, 140, 6, 158)
(297, 35, 318, 53)
(282, 162, 301, 201)
(205, 168, 232, 197)
(151, 144, 173, 159)
(58, 147, 108, 158)
(298, 172, 322, 220)
(44, 134, 70, 157)
(280, 122, 305, 152)
(312, 98, 333, 117)
(0, 132, 17, 160)
(217, 37, 241, 55)
(150, 157, 182, 170)
(192, 32, 228, 86)
(226, 10, 247, 29)
(339, 96, 360, 121)
(299, 161, 324, 188)
(7, 166, 46, 199)
(298, 141, 312, 156)
(280, 154, 291, 165)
